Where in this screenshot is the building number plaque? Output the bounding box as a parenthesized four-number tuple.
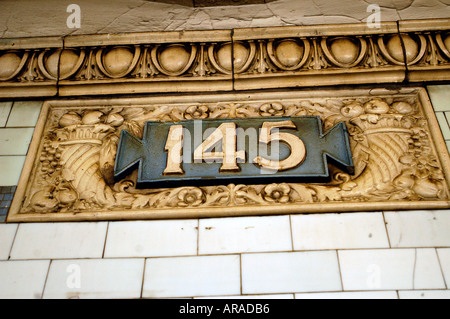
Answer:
(114, 117, 354, 188)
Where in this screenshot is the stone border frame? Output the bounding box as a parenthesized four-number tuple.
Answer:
(7, 87, 450, 222)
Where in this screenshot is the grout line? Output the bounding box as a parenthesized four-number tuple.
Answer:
(102, 222, 110, 258)
(196, 219, 200, 256)
(140, 258, 147, 299)
(3, 101, 13, 127)
(7, 223, 20, 260)
(288, 214, 295, 251)
(336, 250, 344, 292)
(412, 248, 417, 290)
(382, 212, 392, 248)
(41, 259, 52, 299)
(239, 253, 243, 295)
(0, 125, 38, 129)
(7, 246, 450, 262)
(443, 112, 450, 129)
(435, 248, 448, 289)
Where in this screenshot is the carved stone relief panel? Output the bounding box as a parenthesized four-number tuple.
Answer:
(7, 88, 450, 222)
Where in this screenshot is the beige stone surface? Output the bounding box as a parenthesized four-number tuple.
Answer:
(0, 0, 448, 38)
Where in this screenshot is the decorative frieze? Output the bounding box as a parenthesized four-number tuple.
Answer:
(7, 88, 450, 222)
(0, 20, 449, 97)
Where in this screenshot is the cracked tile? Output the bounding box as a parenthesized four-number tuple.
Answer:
(339, 248, 445, 291)
(384, 210, 450, 248)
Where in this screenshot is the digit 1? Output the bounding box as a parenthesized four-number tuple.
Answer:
(163, 125, 184, 175)
(193, 122, 246, 172)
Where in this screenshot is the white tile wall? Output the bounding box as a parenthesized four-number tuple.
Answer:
(0, 223, 17, 260)
(142, 255, 241, 298)
(241, 251, 342, 294)
(384, 210, 450, 247)
(339, 248, 445, 291)
(0, 86, 449, 299)
(43, 258, 145, 299)
(198, 216, 292, 255)
(291, 212, 389, 250)
(10, 222, 108, 260)
(104, 220, 198, 258)
(0, 260, 50, 299)
(294, 291, 398, 299)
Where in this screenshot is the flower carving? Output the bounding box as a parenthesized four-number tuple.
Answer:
(263, 183, 291, 203)
(185, 105, 209, 119)
(259, 103, 285, 117)
(175, 187, 205, 207)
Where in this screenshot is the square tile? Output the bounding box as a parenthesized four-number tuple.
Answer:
(295, 291, 398, 299)
(43, 259, 145, 299)
(0, 128, 35, 155)
(0, 102, 12, 127)
(198, 216, 292, 255)
(104, 220, 198, 258)
(241, 251, 342, 294)
(6, 101, 43, 127)
(10, 222, 108, 260)
(0, 260, 50, 299)
(339, 248, 445, 291)
(384, 210, 450, 247)
(291, 212, 389, 251)
(0, 156, 26, 186)
(436, 112, 450, 140)
(143, 255, 241, 298)
(0, 223, 17, 260)
(437, 248, 450, 288)
(398, 290, 450, 299)
(428, 85, 450, 112)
